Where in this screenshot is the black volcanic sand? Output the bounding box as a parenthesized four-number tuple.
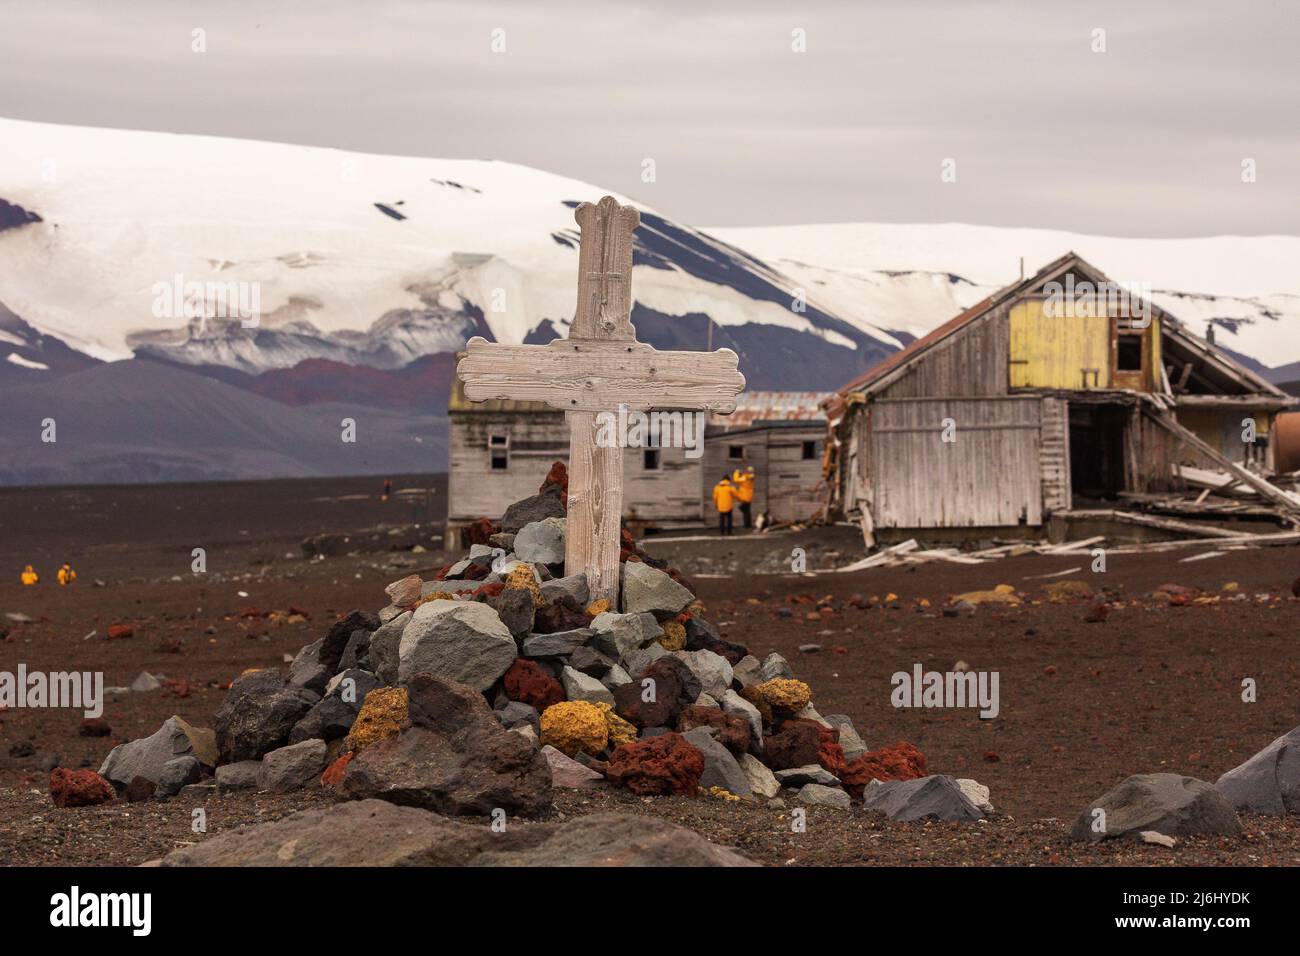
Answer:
(2, 476, 1299, 866)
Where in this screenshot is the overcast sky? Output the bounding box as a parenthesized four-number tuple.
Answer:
(2, 0, 1296, 235)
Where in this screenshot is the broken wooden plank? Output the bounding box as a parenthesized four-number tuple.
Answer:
(1148, 409, 1300, 521)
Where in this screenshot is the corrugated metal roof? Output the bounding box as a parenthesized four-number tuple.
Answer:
(710, 391, 830, 427)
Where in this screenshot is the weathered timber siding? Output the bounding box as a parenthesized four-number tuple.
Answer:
(1040, 397, 1071, 511)
(703, 424, 825, 522)
(869, 396, 1043, 528)
(449, 412, 702, 528)
(875, 309, 1009, 399)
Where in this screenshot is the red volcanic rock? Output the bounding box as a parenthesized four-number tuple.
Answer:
(605, 732, 704, 796)
(106, 623, 134, 640)
(838, 742, 927, 797)
(320, 752, 352, 788)
(763, 720, 824, 771)
(471, 581, 506, 601)
(462, 517, 498, 547)
(50, 768, 114, 807)
(539, 461, 569, 501)
(503, 659, 565, 711)
(676, 706, 750, 755)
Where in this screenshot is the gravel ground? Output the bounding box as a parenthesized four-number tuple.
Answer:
(2, 476, 1298, 866)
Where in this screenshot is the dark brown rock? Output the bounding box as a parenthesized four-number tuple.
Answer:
(613, 655, 700, 729)
(677, 705, 751, 756)
(342, 673, 552, 817)
(763, 720, 824, 771)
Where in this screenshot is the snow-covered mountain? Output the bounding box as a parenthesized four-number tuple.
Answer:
(3, 118, 1299, 486)
(711, 222, 1300, 375)
(0, 117, 898, 390)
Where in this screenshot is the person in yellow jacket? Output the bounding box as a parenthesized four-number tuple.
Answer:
(711, 474, 736, 536)
(731, 466, 755, 530)
(20, 564, 39, 586)
(57, 563, 77, 586)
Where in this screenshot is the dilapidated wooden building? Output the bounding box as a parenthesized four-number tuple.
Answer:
(447, 381, 829, 542)
(704, 392, 829, 523)
(823, 252, 1298, 541)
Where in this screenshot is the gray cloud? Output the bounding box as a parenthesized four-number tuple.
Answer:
(1, 0, 1296, 235)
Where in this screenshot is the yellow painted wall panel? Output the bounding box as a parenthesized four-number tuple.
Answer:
(1008, 300, 1111, 390)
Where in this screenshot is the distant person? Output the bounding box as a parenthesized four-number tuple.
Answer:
(57, 563, 77, 586)
(381, 478, 392, 502)
(712, 473, 736, 536)
(732, 465, 755, 530)
(20, 564, 39, 586)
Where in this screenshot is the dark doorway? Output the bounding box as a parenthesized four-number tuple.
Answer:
(1069, 404, 1127, 499)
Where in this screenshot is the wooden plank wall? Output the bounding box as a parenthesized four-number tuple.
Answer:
(1040, 397, 1072, 511)
(448, 412, 702, 528)
(870, 397, 1043, 528)
(878, 309, 1009, 399)
(703, 425, 826, 521)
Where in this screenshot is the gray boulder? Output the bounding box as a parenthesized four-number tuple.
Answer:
(774, 764, 840, 787)
(759, 652, 793, 682)
(367, 610, 411, 686)
(540, 573, 589, 608)
(215, 760, 262, 791)
(501, 489, 566, 534)
(590, 611, 650, 659)
(739, 753, 780, 799)
(214, 669, 319, 763)
(861, 775, 986, 822)
(522, 628, 592, 658)
(825, 714, 868, 761)
(732, 655, 763, 687)
(342, 673, 552, 817)
(397, 600, 516, 691)
(560, 665, 615, 706)
(622, 560, 694, 615)
(161, 801, 755, 867)
(155, 756, 202, 799)
(622, 641, 667, 677)
(682, 727, 753, 798)
(1215, 725, 1300, 815)
(286, 639, 330, 694)
(99, 715, 218, 788)
(673, 649, 733, 699)
(1069, 773, 1241, 841)
(257, 739, 329, 792)
(494, 701, 541, 735)
(514, 517, 566, 564)
(798, 783, 852, 810)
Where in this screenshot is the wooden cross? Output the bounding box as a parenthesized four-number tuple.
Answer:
(456, 196, 746, 605)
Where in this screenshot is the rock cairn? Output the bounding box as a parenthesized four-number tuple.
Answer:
(78, 463, 984, 820)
